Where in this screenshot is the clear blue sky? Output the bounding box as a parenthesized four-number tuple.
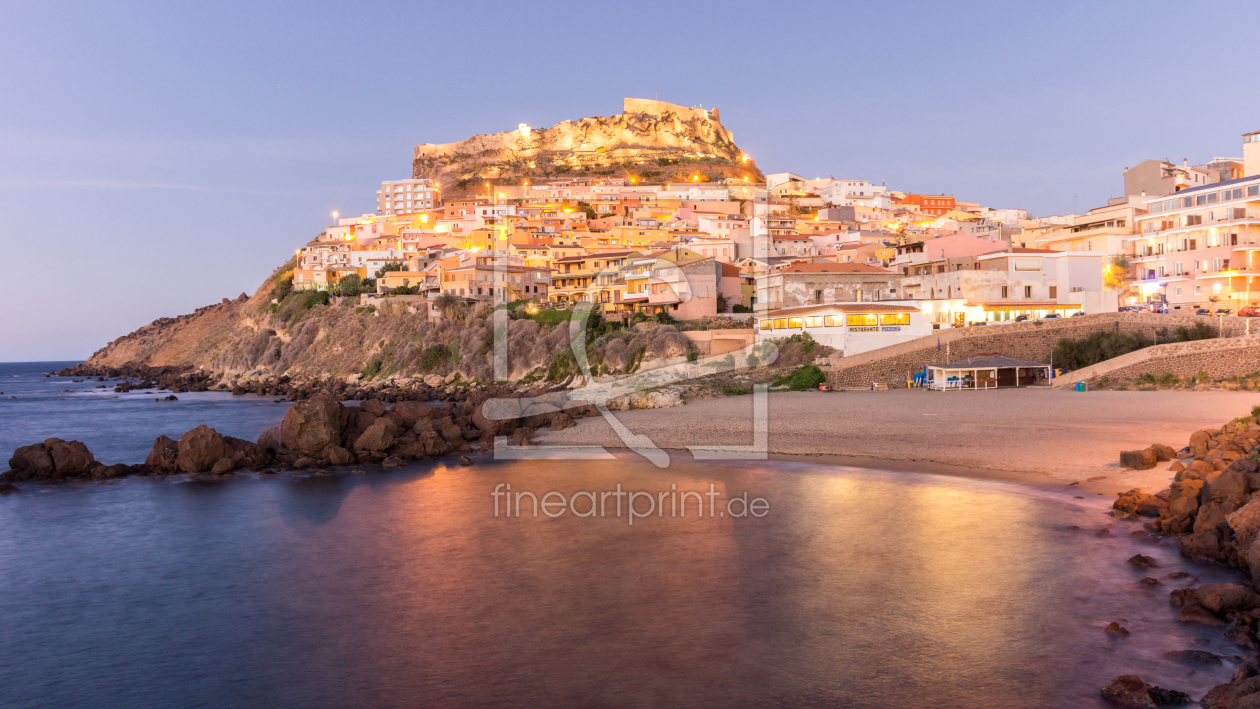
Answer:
(2, 0, 1257, 361)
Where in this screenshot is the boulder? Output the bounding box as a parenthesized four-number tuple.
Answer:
(322, 445, 354, 466)
(1163, 649, 1222, 666)
(176, 425, 229, 473)
(224, 436, 272, 469)
(1201, 675, 1260, 709)
(381, 456, 405, 468)
(393, 400, 434, 424)
(279, 393, 346, 457)
(423, 374, 445, 388)
(353, 418, 398, 452)
(1105, 622, 1130, 637)
(210, 457, 236, 475)
(361, 399, 387, 417)
(1205, 468, 1250, 503)
(1180, 528, 1223, 561)
(1100, 675, 1191, 708)
(1129, 554, 1159, 568)
(1121, 449, 1158, 470)
(1149, 444, 1178, 462)
(1196, 584, 1260, 614)
(8, 444, 54, 478)
(257, 427, 281, 453)
(145, 435, 180, 470)
(1191, 430, 1214, 448)
(550, 412, 576, 431)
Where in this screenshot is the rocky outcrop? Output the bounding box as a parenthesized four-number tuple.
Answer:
(5, 439, 98, 481)
(280, 392, 347, 457)
(412, 98, 762, 188)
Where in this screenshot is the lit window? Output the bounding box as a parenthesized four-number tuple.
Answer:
(880, 313, 910, 325)
(846, 314, 878, 327)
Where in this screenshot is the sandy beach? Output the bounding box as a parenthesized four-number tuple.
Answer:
(535, 388, 1257, 495)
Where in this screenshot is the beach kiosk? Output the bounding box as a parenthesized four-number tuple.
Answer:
(926, 355, 1051, 391)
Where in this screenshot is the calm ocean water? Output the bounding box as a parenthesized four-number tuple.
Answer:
(0, 362, 1243, 708)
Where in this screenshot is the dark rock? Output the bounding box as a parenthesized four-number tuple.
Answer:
(210, 457, 236, 475)
(1100, 675, 1190, 708)
(1129, 554, 1159, 568)
(354, 418, 398, 452)
(550, 412, 575, 431)
(1170, 588, 1196, 607)
(1106, 622, 1130, 636)
(1177, 598, 1227, 626)
(0, 482, 18, 494)
(322, 445, 353, 466)
(1121, 449, 1158, 470)
(1196, 584, 1260, 614)
(8, 439, 99, 481)
(1164, 649, 1222, 666)
(292, 457, 315, 469)
(459, 455, 473, 466)
(381, 456, 405, 468)
(1141, 577, 1162, 586)
(176, 425, 229, 473)
(279, 393, 346, 456)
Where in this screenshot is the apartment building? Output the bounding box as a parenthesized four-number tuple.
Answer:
(1032, 196, 1140, 255)
(377, 178, 438, 216)
(441, 255, 549, 302)
(900, 249, 1114, 323)
(754, 263, 901, 313)
(1132, 175, 1260, 309)
(549, 250, 643, 308)
(1124, 160, 1212, 197)
(897, 193, 955, 216)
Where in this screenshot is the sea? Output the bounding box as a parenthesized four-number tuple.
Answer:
(0, 361, 1243, 708)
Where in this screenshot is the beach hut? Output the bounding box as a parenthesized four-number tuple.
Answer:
(926, 355, 1051, 391)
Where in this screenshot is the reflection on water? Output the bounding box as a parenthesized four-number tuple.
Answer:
(0, 455, 1242, 708)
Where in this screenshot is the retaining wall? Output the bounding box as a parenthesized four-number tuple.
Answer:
(825, 312, 1253, 388)
(1051, 335, 1260, 387)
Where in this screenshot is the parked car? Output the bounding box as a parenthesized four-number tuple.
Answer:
(1043, 313, 1061, 319)
(1014, 314, 1030, 322)
(1070, 311, 1086, 317)
(1195, 308, 1212, 316)
(1216, 308, 1234, 315)
(1239, 306, 1260, 317)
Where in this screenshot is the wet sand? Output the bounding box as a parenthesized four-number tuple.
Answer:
(534, 388, 1258, 495)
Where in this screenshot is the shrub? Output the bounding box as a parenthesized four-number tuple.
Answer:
(418, 344, 454, 371)
(732, 304, 752, 313)
(625, 345, 646, 373)
(268, 276, 293, 304)
(334, 274, 364, 297)
(653, 311, 677, 325)
(1252, 404, 1260, 419)
(774, 364, 827, 391)
(687, 352, 698, 362)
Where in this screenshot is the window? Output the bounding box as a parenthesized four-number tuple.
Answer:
(1249, 185, 1259, 197)
(804, 316, 823, 328)
(814, 289, 823, 302)
(1001, 286, 1009, 298)
(759, 318, 773, 330)
(788, 318, 803, 329)
(846, 314, 878, 327)
(1185, 214, 1203, 226)
(1013, 258, 1041, 271)
(880, 313, 910, 325)
(773, 318, 787, 329)
(1214, 283, 1222, 293)
(1194, 285, 1202, 295)
(1175, 286, 1183, 296)
(1024, 286, 1032, 298)
(823, 315, 843, 327)
(1049, 286, 1057, 298)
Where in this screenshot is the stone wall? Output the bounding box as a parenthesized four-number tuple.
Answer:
(825, 312, 1252, 388)
(1052, 336, 1260, 387)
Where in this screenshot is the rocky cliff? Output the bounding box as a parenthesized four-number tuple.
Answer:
(413, 98, 764, 189)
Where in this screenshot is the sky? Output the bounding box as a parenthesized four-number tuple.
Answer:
(2, 0, 1258, 361)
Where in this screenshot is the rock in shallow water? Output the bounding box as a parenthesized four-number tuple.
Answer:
(1100, 675, 1190, 708)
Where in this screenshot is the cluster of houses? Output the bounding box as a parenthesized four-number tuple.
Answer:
(290, 127, 1260, 358)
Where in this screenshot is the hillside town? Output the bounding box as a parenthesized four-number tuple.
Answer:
(293, 118, 1260, 360)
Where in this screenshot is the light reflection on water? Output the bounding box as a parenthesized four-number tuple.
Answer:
(0, 455, 1242, 708)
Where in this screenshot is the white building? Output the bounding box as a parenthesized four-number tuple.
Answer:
(377, 178, 438, 216)
(754, 303, 931, 358)
(818, 180, 892, 210)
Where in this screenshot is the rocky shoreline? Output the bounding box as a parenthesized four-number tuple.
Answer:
(2, 385, 597, 490)
(1099, 420, 1260, 707)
